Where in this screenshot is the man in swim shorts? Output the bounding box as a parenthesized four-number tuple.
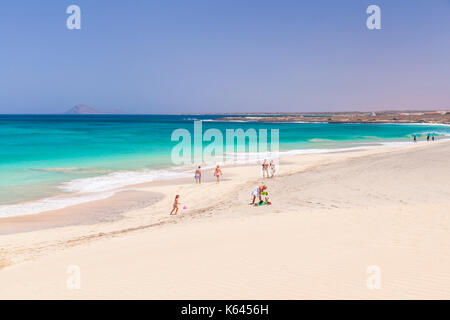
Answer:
(195, 166, 202, 184)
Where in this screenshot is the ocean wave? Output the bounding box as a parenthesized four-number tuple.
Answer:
(2, 137, 449, 218)
(413, 131, 450, 136)
(381, 122, 450, 127)
(33, 167, 111, 174)
(0, 169, 192, 218)
(60, 169, 191, 193)
(209, 119, 251, 123)
(308, 138, 334, 142)
(221, 145, 370, 164)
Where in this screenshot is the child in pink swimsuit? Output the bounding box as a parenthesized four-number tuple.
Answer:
(170, 195, 180, 215)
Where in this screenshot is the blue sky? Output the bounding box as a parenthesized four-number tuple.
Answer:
(0, 0, 449, 114)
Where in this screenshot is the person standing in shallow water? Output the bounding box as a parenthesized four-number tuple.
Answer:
(194, 166, 202, 184)
(413, 135, 417, 143)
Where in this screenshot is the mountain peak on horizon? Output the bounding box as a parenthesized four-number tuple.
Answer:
(65, 105, 125, 114)
(65, 105, 101, 114)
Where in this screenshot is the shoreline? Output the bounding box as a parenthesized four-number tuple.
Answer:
(216, 120, 450, 125)
(1, 134, 448, 220)
(213, 111, 450, 124)
(0, 190, 163, 235)
(1, 138, 449, 298)
(0, 139, 446, 226)
(1, 139, 448, 266)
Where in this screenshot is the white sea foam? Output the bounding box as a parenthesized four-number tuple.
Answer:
(0, 169, 191, 218)
(221, 145, 371, 164)
(2, 137, 449, 218)
(384, 122, 450, 127)
(210, 120, 251, 123)
(60, 169, 191, 193)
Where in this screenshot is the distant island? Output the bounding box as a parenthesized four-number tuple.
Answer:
(215, 111, 450, 125)
(65, 105, 125, 115)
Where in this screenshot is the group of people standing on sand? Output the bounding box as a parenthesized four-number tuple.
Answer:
(413, 134, 436, 142)
(194, 165, 223, 184)
(261, 159, 276, 178)
(171, 159, 276, 215)
(170, 165, 223, 215)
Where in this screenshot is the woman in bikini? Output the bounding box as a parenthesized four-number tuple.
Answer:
(214, 165, 223, 184)
(170, 195, 180, 215)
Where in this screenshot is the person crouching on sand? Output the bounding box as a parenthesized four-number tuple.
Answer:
(170, 195, 180, 215)
(194, 166, 202, 184)
(214, 165, 223, 183)
(251, 185, 267, 205)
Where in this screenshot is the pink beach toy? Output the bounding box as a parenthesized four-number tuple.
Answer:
(183, 206, 187, 210)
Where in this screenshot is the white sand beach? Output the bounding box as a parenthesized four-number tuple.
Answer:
(1, 140, 450, 299)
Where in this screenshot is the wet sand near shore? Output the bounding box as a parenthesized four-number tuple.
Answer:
(0, 166, 237, 235)
(0, 190, 163, 236)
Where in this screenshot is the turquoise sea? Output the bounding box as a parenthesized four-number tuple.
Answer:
(0, 115, 449, 217)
